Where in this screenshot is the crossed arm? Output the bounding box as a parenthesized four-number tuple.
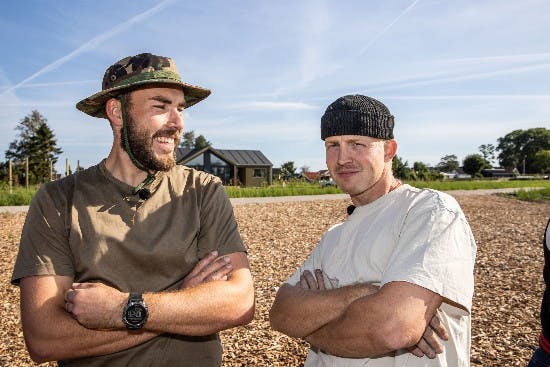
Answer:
(269, 269, 446, 359)
(20, 251, 254, 363)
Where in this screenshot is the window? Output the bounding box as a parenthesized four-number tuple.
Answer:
(253, 168, 265, 178)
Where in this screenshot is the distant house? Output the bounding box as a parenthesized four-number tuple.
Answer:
(481, 168, 517, 178)
(302, 171, 320, 182)
(440, 168, 472, 180)
(176, 146, 273, 187)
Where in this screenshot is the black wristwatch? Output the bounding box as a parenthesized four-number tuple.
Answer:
(122, 293, 148, 329)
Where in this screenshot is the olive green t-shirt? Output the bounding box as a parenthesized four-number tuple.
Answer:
(12, 161, 246, 366)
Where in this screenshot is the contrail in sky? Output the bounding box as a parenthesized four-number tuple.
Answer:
(0, 0, 173, 98)
(359, 0, 420, 55)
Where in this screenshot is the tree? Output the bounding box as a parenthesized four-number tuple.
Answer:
(436, 154, 459, 173)
(5, 110, 62, 184)
(280, 161, 296, 180)
(462, 154, 490, 177)
(392, 155, 412, 180)
(180, 131, 195, 149)
(478, 144, 496, 167)
(194, 134, 211, 149)
(178, 130, 211, 150)
(533, 149, 550, 174)
(496, 128, 550, 173)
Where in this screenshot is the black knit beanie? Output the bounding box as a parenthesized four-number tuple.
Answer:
(321, 94, 394, 140)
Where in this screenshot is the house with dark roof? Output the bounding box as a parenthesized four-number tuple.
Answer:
(176, 146, 273, 187)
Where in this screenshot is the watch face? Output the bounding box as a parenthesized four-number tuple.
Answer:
(125, 303, 147, 326)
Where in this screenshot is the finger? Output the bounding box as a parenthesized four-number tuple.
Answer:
(206, 262, 233, 281)
(64, 289, 74, 302)
(72, 282, 94, 290)
(430, 313, 449, 340)
(188, 251, 219, 278)
(301, 270, 318, 289)
(407, 346, 425, 358)
(299, 273, 309, 288)
(423, 325, 444, 354)
(424, 322, 446, 354)
(201, 256, 232, 278)
(314, 269, 326, 290)
(415, 336, 437, 359)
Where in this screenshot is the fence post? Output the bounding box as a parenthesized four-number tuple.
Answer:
(8, 159, 13, 194)
(25, 157, 29, 189)
(49, 159, 53, 181)
(66, 158, 69, 177)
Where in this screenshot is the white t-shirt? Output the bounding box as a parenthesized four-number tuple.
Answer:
(287, 184, 477, 367)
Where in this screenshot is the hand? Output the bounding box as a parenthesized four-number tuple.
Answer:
(180, 251, 233, 289)
(298, 269, 326, 290)
(408, 312, 449, 358)
(64, 282, 127, 330)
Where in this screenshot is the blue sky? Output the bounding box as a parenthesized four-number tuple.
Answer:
(1, 0, 549, 173)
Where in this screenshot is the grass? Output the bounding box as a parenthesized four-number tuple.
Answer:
(404, 179, 550, 191)
(1, 179, 549, 206)
(224, 183, 342, 198)
(509, 187, 550, 202)
(0, 184, 40, 206)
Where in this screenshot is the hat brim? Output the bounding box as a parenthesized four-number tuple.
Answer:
(76, 79, 211, 118)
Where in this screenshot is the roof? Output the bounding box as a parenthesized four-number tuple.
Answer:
(217, 149, 272, 166)
(176, 146, 272, 167)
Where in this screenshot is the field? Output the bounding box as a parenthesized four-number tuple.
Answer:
(1, 192, 550, 366)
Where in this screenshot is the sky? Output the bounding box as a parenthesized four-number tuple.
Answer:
(1, 0, 550, 173)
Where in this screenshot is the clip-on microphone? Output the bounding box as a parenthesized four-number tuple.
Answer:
(138, 188, 152, 200)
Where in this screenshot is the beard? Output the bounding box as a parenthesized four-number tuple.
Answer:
(121, 113, 181, 172)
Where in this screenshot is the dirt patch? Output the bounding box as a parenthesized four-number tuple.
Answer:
(1, 194, 549, 366)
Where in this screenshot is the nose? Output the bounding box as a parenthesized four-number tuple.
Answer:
(168, 108, 184, 130)
(337, 144, 352, 165)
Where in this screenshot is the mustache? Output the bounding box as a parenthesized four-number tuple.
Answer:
(153, 128, 181, 140)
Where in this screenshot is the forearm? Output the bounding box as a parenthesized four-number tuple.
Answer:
(144, 267, 254, 335)
(269, 282, 377, 338)
(305, 282, 442, 358)
(304, 295, 396, 358)
(20, 277, 158, 363)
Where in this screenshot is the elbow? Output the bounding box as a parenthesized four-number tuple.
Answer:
(236, 300, 255, 326)
(24, 337, 57, 364)
(269, 305, 305, 338)
(228, 291, 255, 328)
(378, 321, 424, 352)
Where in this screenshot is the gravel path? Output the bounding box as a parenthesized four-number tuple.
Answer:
(1, 190, 549, 366)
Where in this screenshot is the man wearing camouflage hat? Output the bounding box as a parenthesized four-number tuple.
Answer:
(270, 95, 477, 366)
(12, 53, 254, 366)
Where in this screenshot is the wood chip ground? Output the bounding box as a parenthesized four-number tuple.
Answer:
(1, 193, 549, 366)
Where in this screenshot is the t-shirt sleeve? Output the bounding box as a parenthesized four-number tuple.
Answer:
(381, 194, 477, 314)
(11, 183, 74, 284)
(196, 178, 246, 258)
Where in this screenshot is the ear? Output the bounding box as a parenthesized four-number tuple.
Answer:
(105, 98, 123, 127)
(384, 139, 398, 162)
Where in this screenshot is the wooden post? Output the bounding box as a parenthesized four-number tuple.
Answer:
(66, 158, 69, 177)
(50, 159, 53, 181)
(8, 159, 13, 194)
(77, 160, 80, 172)
(25, 157, 29, 189)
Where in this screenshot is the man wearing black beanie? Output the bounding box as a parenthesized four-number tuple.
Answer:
(271, 95, 477, 366)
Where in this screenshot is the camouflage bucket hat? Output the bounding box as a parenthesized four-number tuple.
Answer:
(76, 53, 211, 118)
